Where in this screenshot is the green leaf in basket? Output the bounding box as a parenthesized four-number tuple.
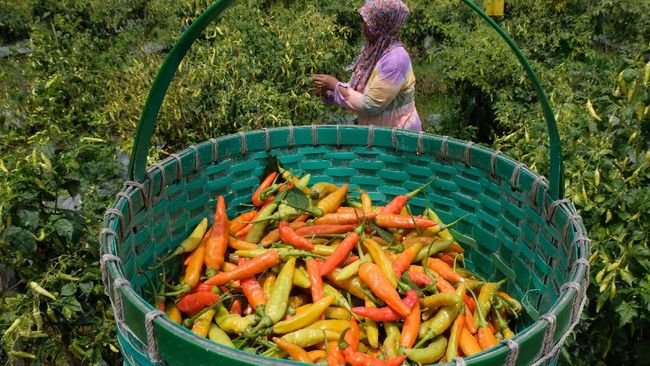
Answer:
(369, 221, 396, 245)
(284, 187, 311, 212)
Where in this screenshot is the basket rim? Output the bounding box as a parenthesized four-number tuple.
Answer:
(101, 126, 590, 366)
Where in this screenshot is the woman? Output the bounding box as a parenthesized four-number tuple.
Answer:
(313, 0, 421, 131)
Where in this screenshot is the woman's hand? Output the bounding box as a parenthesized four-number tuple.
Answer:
(312, 74, 339, 93)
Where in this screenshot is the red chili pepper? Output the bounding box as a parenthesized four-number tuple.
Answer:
(380, 178, 434, 214)
(229, 299, 242, 315)
(319, 225, 363, 276)
(260, 221, 307, 247)
(176, 291, 220, 315)
(437, 252, 456, 267)
(345, 318, 360, 352)
(465, 294, 477, 313)
(408, 269, 432, 286)
(252, 172, 278, 207)
(342, 255, 360, 267)
(279, 221, 315, 250)
(238, 258, 267, 308)
(306, 259, 324, 302)
(350, 290, 418, 321)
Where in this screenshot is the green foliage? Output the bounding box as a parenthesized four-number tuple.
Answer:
(0, 0, 32, 44)
(399, 0, 649, 364)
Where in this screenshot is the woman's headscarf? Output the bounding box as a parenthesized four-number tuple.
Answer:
(349, 0, 410, 92)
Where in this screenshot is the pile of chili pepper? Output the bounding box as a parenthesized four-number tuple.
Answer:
(150, 165, 523, 365)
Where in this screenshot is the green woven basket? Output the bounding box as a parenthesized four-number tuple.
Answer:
(99, 1, 590, 365)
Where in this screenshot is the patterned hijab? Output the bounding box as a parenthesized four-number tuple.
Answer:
(350, 0, 410, 92)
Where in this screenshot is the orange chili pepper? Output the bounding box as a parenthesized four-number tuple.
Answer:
(295, 224, 356, 237)
(446, 313, 465, 361)
(204, 250, 280, 286)
(392, 240, 425, 277)
(260, 221, 307, 247)
(319, 225, 363, 276)
(437, 252, 456, 267)
(459, 326, 482, 357)
(465, 307, 478, 335)
(183, 242, 206, 289)
(326, 341, 346, 366)
(400, 297, 420, 348)
(375, 214, 438, 229)
(307, 350, 327, 363)
(205, 196, 229, 276)
(229, 210, 258, 235)
(465, 294, 477, 313)
(314, 211, 376, 225)
(272, 337, 313, 363)
(306, 259, 324, 302)
(359, 263, 411, 317)
(279, 221, 315, 250)
(228, 236, 259, 250)
(426, 258, 464, 284)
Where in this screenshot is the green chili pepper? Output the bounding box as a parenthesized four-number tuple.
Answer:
(248, 257, 296, 335)
(383, 321, 401, 358)
(403, 336, 447, 363)
(414, 239, 454, 263)
(416, 285, 465, 348)
(245, 191, 286, 244)
(215, 304, 257, 334)
(473, 280, 504, 329)
(364, 299, 380, 349)
(335, 256, 370, 281)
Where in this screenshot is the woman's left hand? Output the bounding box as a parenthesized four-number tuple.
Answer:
(312, 74, 339, 92)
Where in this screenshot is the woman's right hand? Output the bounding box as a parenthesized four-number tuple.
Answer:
(312, 74, 339, 95)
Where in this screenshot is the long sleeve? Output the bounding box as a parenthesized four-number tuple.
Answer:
(334, 48, 410, 115)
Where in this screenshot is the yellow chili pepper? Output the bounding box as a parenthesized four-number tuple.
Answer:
(383, 321, 400, 358)
(273, 295, 335, 334)
(310, 182, 339, 200)
(191, 309, 216, 338)
(364, 299, 380, 349)
(215, 304, 256, 334)
(281, 329, 340, 348)
(306, 319, 350, 333)
(324, 307, 351, 320)
(262, 273, 276, 299)
(165, 303, 182, 324)
(293, 266, 311, 289)
(312, 244, 337, 257)
(208, 324, 235, 347)
(316, 184, 348, 215)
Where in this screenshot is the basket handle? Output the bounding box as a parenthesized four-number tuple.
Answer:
(128, 0, 564, 198)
